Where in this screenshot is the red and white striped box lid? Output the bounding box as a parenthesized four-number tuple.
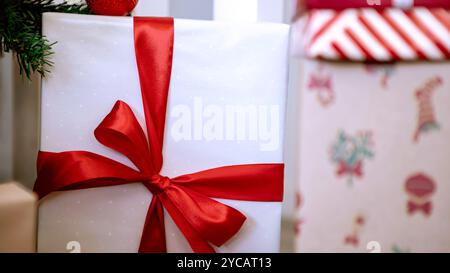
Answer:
(292, 8, 450, 61)
(304, 0, 450, 10)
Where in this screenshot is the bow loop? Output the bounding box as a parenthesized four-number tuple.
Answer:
(94, 100, 155, 175)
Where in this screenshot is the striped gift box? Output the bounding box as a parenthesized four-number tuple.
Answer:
(292, 8, 450, 61)
(304, 0, 450, 10)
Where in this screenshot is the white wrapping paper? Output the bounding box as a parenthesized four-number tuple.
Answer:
(38, 13, 289, 253)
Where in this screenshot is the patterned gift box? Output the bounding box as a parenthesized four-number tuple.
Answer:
(293, 7, 450, 252)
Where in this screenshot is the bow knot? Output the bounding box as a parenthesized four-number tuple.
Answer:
(145, 175, 171, 194)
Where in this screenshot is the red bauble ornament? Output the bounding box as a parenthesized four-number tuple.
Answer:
(86, 0, 139, 16)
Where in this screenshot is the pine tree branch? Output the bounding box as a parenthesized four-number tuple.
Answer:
(0, 0, 91, 79)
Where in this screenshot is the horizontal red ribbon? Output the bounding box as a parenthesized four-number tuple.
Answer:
(34, 17, 284, 253)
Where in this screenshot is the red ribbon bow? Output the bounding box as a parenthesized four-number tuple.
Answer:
(344, 234, 359, 246)
(407, 201, 432, 216)
(336, 160, 363, 177)
(307, 74, 331, 91)
(34, 17, 284, 253)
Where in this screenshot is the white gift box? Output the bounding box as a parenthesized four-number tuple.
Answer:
(37, 13, 289, 253)
(294, 59, 450, 253)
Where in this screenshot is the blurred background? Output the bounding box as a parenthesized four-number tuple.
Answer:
(0, 0, 301, 252)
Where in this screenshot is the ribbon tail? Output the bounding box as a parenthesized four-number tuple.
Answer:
(160, 192, 216, 253)
(138, 196, 167, 253)
(160, 185, 246, 252)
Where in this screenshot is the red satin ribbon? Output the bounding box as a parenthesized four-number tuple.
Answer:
(34, 17, 284, 253)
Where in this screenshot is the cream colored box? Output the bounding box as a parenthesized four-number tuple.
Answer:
(0, 182, 37, 252)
